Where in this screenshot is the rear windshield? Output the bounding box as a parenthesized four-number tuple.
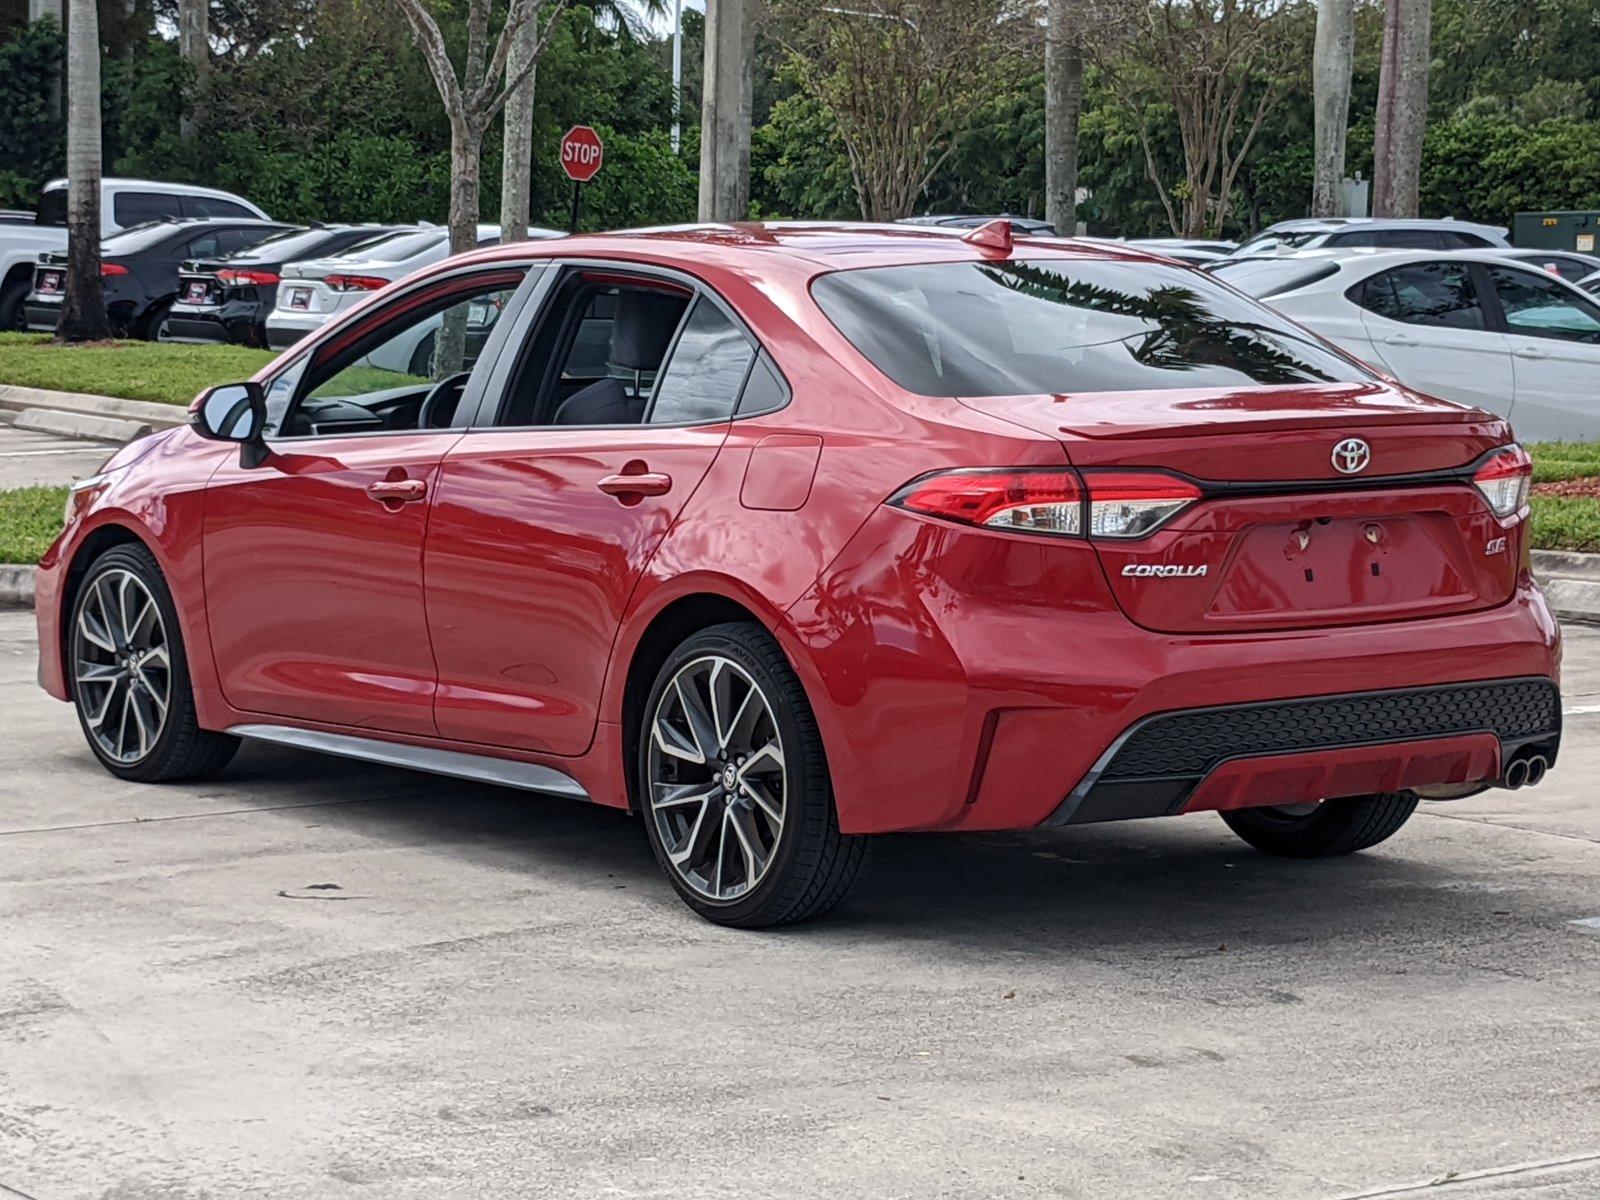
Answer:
(220, 227, 334, 263)
(811, 258, 1369, 396)
(1209, 257, 1341, 298)
(35, 187, 67, 227)
(336, 229, 443, 262)
(100, 222, 183, 253)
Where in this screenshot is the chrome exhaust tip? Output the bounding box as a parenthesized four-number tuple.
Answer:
(1525, 755, 1548, 787)
(1503, 758, 1529, 790)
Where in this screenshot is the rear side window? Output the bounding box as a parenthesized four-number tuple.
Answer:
(648, 297, 756, 424)
(338, 230, 445, 263)
(113, 191, 185, 227)
(1353, 262, 1486, 330)
(1439, 231, 1492, 248)
(1330, 229, 1441, 250)
(811, 258, 1368, 397)
(1486, 266, 1600, 343)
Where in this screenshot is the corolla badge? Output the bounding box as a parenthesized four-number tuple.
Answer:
(1122, 564, 1208, 578)
(1331, 437, 1372, 475)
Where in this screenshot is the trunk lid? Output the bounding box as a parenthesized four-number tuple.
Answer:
(959, 383, 1521, 633)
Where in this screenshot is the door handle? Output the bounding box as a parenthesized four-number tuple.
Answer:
(1383, 333, 1418, 346)
(1514, 345, 1548, 360)
(366, 478, 427, 504)
(597, 471, 672, 498)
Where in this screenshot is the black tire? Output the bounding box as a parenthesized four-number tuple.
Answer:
(407, 331, 437, 377)
(1220, 792, 1419, 858)
(0, 276, 27, 332)
(140, 300, 172, 342)
(67, 543, 239, 782)
(636, 621, 869, 928)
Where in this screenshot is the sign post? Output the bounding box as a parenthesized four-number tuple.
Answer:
(559, 125, 604, 233)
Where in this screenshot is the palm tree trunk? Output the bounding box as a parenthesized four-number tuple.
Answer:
(499, 15, 539, 242)
(178, 0, 208, 140)
(61, 0, 110, 343)
(1372, 0, 1431, 217)
(1044, 0, 1083, 236)
(1311, 0, 1354, 217)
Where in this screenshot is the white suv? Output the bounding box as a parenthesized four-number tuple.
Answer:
(0, 178, 268, 330)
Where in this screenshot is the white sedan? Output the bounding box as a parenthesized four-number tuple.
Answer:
(1213, 249, 1600, 441)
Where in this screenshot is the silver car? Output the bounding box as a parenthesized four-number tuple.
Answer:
(264, 224, 562, 351)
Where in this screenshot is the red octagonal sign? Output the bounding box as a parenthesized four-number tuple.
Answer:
(560, 125, 604, 183)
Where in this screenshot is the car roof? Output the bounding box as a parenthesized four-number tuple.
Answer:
(41, 177, 258, 201)
(430, 221, 1170, 286)
(1256, 217, 1506, 235)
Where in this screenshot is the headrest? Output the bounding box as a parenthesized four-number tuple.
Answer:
(612, 289, 688, 371)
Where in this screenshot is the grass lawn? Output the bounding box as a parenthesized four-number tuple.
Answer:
(0, 485, 69, 564)
(0, 333, 274, 406)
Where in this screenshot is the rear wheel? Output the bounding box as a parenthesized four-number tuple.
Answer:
(637, 622, 869, 927)
(68, 544, 239, 782)
(1220, 792, 1419, 857)
(0, 276, 27, 331)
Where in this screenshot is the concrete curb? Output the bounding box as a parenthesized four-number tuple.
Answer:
(0, 564, 34, 610)
(14, 406, 152, 444)
(0, 384, 187, 433)
(1532, 550, 1600, 624)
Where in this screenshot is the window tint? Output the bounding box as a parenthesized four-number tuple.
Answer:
(1486, 266, 1600, 344)
(648, 298, 755, 424)
(185, 232, 222, 258)
(812, 258, 1367, 397)
(113, 191, 185, 227)
(737, 352, 789, 415)
(225, 227, 335, 264)
(101, 223, 186, 254)
(1514, 254, 1597, 284)
(186, 196, 256, 219)
(35, 187, 66, 227)
(1331, 229, 1441, 250)
(1354, 262, 1486, 330)
(1440, 231, 1492, 248)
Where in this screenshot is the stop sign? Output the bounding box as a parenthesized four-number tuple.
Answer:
(560, 125, 604, 184)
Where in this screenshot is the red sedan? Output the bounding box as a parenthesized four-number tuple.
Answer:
(34, 221, 1562, 926)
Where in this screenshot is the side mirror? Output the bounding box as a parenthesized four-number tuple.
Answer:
(191, 382, 269, 467)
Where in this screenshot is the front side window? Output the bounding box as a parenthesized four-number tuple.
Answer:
(1487, 266, 1600, 343)
(1354, 262, 1486, 330)
(273, 273, 523, 437)
(811, 258, 1367, 397)
(647, 298, 755, 424)
(186, 196, 254, 219)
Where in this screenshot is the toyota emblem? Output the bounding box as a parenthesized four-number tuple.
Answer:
(1331, 437, 1371, 475)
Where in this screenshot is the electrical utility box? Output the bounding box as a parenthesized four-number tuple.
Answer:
(1513, 211, 1600, 253)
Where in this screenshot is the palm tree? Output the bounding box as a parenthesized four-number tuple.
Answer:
(1373, 0, 1432, 217)
(60, 0, 111, 342)
(1044, 0, 1083, 235)
(1311, 0, 1354, 217)
(500, 0, 667, 241)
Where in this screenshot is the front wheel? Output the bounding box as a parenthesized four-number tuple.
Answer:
(1220, 792, 1419, 858)
(637, 622, 869, 927)
(68, 544, 239, 782)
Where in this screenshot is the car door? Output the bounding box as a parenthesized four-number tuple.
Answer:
(202, 264, 535, 734)
(1482, 263, 1600, 441)
(1350, 259, 1516, 418)
(423, 265, 761, 756)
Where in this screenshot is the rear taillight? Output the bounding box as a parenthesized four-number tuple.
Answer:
(892, 469, 1083, 537)
(1084, 471, 1203, 538)
(1473, 443, 1532, 522)
(101, 262, 129, 277)
(890, 468, 1201, 540)
(217, 268, 279, 286)
(325, 274, 388, 292)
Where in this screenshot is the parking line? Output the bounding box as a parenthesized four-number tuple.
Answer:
(1563, 703, 1600, 716)
(1322, 1148, 1600, 1198)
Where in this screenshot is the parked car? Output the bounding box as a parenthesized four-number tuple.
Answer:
(1492, 248, 1600, 285)
(1215, 249, 1600, 439)
(1087, 236, 1236, 265)
(265, 224, 565, 350)
(1227, 217, 1509, 259)
(25, 218, 294, 339)
(166, 224, 404, 347)
(36, 222, 1560, 927)
(898, 214, 1058, 236)
(1580, 269, 1600, 297)
(1, 178, 268, 331)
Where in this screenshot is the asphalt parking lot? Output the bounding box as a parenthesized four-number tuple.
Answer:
(2, 608, 1598, 1200)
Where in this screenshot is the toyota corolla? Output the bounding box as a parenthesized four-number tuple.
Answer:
(35, 221, 1562, 926)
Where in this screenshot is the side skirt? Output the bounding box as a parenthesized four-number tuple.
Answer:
(226, 723, 592, 801)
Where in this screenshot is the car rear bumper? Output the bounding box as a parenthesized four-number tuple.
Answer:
(23, 297, 60, 332)
(265, 311, 327, 350)
(783, 507, 1563, 835)
(166, 300, 263, 346)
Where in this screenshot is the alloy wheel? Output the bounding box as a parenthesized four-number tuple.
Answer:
(646, 655, 787, 902)
(72, 569, 172, 765)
